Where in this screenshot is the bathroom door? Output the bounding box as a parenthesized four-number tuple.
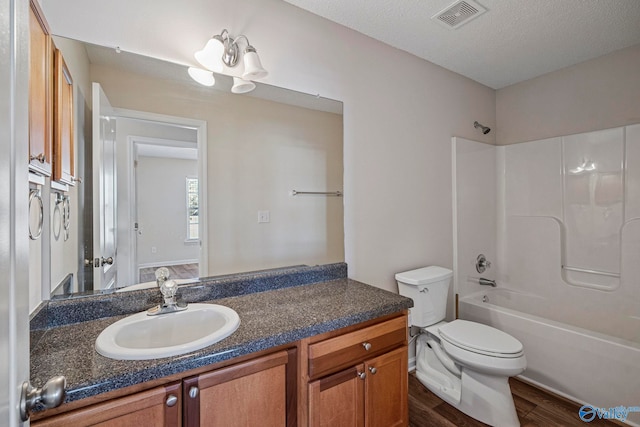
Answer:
(0, 0, 30, 423)
(92, 83, 118, 290)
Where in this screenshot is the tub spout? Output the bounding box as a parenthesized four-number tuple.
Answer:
(479, 278, 496, 287)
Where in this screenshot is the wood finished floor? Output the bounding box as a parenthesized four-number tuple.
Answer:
(408, 373, 624, 427)
(139, 263, 199, 282)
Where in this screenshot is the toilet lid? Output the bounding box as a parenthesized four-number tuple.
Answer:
(438, 320, 523, 357)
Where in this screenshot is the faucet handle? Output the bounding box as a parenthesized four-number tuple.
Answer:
(160, 279, 178, 300)
(476, 254, 491, 273)
(155, 267, 170, 282)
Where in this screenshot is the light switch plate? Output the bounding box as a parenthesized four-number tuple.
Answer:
(258, 210, 270, 223)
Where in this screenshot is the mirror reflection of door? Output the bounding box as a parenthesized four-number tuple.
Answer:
(91, 83, 118, 291)
(130, 135, 199, 284)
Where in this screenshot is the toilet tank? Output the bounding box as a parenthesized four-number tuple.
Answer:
(395, 266, 453, 327)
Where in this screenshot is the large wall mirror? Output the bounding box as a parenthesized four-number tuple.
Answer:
(49, 36, 344, 298)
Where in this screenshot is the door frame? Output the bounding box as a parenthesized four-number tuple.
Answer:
(1, 0, 30, 423)
(112, 108, 209, 280)
(129, 135, 199, 284)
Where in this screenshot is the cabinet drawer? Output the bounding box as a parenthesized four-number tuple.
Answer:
(308, 315, 407, 379)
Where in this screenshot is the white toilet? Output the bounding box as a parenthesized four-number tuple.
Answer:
(396, 266, 526, 427)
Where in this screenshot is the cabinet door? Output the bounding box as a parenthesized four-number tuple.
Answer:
(309, 366, 365, 427)
(28, 0, 52, 176)
(184, 350, 291, 427)
(32, 382, 182, 427)
(364, 346, 408, 427)
(53, 47, 75, 185)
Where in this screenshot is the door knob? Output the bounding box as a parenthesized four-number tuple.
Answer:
(101, 256, 114, 266)
(20, 376, 66, 421)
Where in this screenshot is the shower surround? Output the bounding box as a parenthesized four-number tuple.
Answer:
(452, 125, 640, 425)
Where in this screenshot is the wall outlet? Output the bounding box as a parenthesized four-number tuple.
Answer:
(258, 210, 270, 223)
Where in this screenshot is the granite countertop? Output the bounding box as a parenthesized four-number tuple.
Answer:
(30, 276, 413, 405)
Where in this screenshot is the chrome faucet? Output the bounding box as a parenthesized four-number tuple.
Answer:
(147, 267, 188, 315)
(478, 277, 496, 287)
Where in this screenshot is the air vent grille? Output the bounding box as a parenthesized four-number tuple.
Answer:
(432, 0, 487, 30)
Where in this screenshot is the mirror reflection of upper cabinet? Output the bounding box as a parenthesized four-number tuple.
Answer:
(53, 48, 74, 185)
(28, 0, 53, 177)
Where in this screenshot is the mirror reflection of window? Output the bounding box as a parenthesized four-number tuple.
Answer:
(186, 177, 199, 241)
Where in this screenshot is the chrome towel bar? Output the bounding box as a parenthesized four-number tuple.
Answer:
(291, 190, 342, 197)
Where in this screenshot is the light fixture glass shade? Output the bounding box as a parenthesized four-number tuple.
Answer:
(194, 38, 225, 72)
(231, 77, 256, 94)
(187, 67, 215, 87)
(242, 49, 268, 80)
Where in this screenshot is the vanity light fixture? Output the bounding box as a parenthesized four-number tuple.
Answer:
(190, 28, 268, 93)
(231, 77, 256, 94)
(187, 67, 215, 87)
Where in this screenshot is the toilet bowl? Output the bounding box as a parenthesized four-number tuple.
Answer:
(396, 266, 526, 427)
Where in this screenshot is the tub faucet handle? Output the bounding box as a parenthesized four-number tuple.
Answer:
(476, 254, 491, 273)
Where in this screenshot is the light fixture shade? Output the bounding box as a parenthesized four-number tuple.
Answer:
(188, 67, 215, 87)
(194, 38, 225, 72)
(242, 49, 268, 80)
(231, 77, 256, 94)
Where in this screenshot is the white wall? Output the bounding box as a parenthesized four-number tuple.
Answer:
(42, 0, 496, 293)
(497, 44, 640, 145)
(135, 156, 199, 268)
(452, 138, 496, 310)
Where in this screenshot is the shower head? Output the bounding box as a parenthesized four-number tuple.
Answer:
(474, 121, 491, 135)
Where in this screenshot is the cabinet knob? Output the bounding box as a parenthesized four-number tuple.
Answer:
(368, 367, 377, 375)
(362, 342, 372, 351)
(166, 394, 178, 407)
(357, 371, 366, 380)
(189, 386, 199, 399)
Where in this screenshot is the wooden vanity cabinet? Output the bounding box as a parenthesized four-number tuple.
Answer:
(32, 349, 296, 427)
(183, 349, 296, 427)
(31, 313, 408, 427)
(32, 381, 182, 427)
(307, 315, 409, 427)
(29, 0, 53, 177)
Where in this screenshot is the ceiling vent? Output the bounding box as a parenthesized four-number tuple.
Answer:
(432, 0, 487, 30)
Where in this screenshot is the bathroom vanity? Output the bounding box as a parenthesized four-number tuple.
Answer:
(29, 264, 412, 426)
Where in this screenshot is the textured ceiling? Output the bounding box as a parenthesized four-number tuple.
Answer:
(282, 0, 640, 89)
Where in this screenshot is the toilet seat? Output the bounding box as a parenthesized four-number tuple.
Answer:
(438, 320, 524, 358)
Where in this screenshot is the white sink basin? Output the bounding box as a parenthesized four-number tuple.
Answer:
(95, 303, 240, 360)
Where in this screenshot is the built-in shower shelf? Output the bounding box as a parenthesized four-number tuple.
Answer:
(561, 265, 620, 278)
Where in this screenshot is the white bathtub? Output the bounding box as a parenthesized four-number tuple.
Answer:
(460, 289, 640, 426)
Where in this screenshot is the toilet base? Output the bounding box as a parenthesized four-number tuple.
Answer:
(416, 336, 521, 427)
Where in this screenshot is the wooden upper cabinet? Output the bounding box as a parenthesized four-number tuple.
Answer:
(28, 0, 53, 176)
(53, 47, 75, 185)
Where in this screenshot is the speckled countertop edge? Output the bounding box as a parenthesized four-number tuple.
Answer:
(31, 276, 413, 406)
